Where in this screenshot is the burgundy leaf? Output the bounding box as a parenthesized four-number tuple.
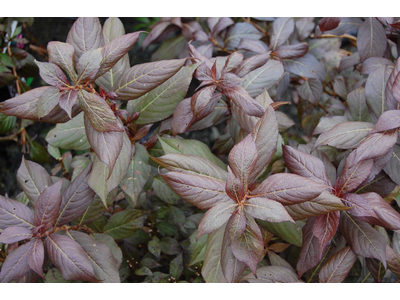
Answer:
(114, 58, 187, 100)
(198, 201, 238, 238)
(218, 73, 244, 88)
(212, 17, 234, 35)
(191, 85, 217, 118)
(337, 151, 374, 195)
(17, 156, 53, 206)
(221, 52, 243, 74)
(142, 21, 170, 50)
(45, 233, 97, 282)
(371, 110, 400, 133)
(75, 48, 102, 83)
(0, 195, 34, 230)
(33, 179, 63, 233)
(37, 86, 62, 120)
(228, 134, 258, 189)
(221, 218, 247, 282)
(188, 42, 213, 69)
(227, 208, 247, 243)
(361, 192, 400, 230)
(69, 231, 120, 283)
(96, 31, 142, 78)
(28, 238, 45, 278)
(245, 197, 294, 223)
(318, 246, 357, 283)
(222, 85, 264, 118)
(251, 173, 330, 206)
(161, 171, 232, 210)
(56, 163, 95, 226)
(66, 17, 103, 62)
(170, 97, 196, 135)
(35, 60, 70, 88)
(270, 17, 295, 51)
(297, 217, 325, 278)
(84, 115, 123, 177)
(357, 17, 387, 62)
(230, 214, 264, 275)
(59, 89, 78, 118)
(234, 52, 271, 78)
(340, 193, 377, 223)
(313, 121, 374, 150)
(0, 226, 32, 244)
(319, 17, 342, 32)
(312, 211, 340, 253)
(283, 145, 330, 185)
(0, 87, 49, 121)
(48, 41, 77, 82)
(78, 89, 123, 132)
(353, 129, 398, 162)
(0, 240, 34, 283)
(283, 53, 325, 81)
(249, 106, 279, 183)
(275, 43, 309, 59)
(225, 167, 245, 203)
(340, 212, 386, 267)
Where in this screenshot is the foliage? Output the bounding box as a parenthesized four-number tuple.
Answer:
(1, 16, 400, 283)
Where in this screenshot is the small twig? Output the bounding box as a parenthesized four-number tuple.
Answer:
(241, 17, 267, 35)
(210, 38, 233, 54)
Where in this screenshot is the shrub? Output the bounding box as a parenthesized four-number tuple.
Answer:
(1, 17, 400, 283)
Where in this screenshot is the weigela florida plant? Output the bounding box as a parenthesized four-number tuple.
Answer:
(2, 17, 400, 283)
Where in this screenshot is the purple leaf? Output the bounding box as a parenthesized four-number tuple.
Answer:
(75, 49, 102, 83)
(45, 233, 97, 282)
(48, 41, 77, 82)
(228, 134, 258, 189)
(275, 43, 308, 59)
(222, 52, 244, 74)
(283, 53, 325, 81)
(340, 193, 377, 223)
(170, 97, 196, 135)
(114, 58, 187, 100)
(33, 179, 63, 233)
(0, 240, 34, 283)
(0, 226, 32, 244)
(234, 52, 271, 78)
(297, 217, 324, 278)
(222, 85, 265, 118)
(28, 238, 45, 278)
(241, 59, 284, 97)
(251, 173, 330, 206)
(386, 245, 400, 279)
(345, 87, 372, 122)
(69, 231, 120, 283)
(37, 86, 62, 120)
(0, 86, 49, 121)
(212, 17, 234, 35)
(35, 60, 70, 88)
(0, 195, 34, 230)
(191, 85, 217, 118)
(56, 163, 95, 226)
(372, 110, 400, 133)
(313, 121, 374, 150)
(96, 31, 142, 78)
(368, 65, 392, 121)
(249, 106, 279, 183)
(357, 18, 387, 62)
(17, 156, 53, 206)
(245, 197, 294, 223)
(283, 145, 330, 185)
(161, 171, 232, 210)
(240, 265, 301, 283)
(66, 17, 103, 62)
(319, 246, 357, 283)
(78, 89, 123, 132)
(296, 18, 315, 41)
(224, 22, 263, 50)
(270, 17, 295, 51)
(361, 57, 394, 75)
(225, 167, 245, 203)
(59, 89, 78, 118)
(338, 52, 360, 73)
(340, 212, 386, 267)
(230, 214, 264, 275)
(197, 201, 238, 238)
(384, 145, 400, 186)
(237, 38, 269, 54)
(227, 208, 247, 243)
(312, 211, 340, 253)
(319, 17, 342, 33)
(141, 21, 170, 50)
(84, 115, 123, 177)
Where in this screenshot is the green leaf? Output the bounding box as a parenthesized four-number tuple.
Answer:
(258, 220, 304, 247)
(133, 63, 199, 124)
(202, 225, 227, 283)
(158, 136, 226, 170)
(152, 176, 180, 205)
(167, 207, 186, 227)
(46, 112, 90, 150)
(161, 236, 181, 255)
(148, 236, 161, 259)
(45, 268, 69, 283)
(0, 113, 17, 134)
(103, 209, 148, 239)
(169, 253, 183, 279)
(29, 141, 50, 164)
(120, 143, 152, 207)
(189, 230, 208, 266)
